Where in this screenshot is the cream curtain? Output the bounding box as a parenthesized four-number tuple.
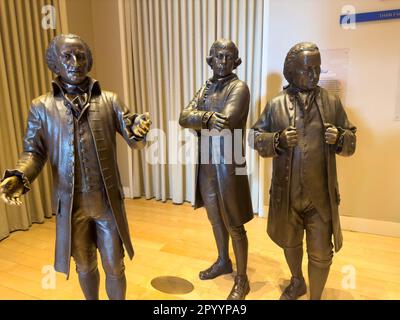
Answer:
(119, 0, 269, 214)
(0, 0, 64, 240)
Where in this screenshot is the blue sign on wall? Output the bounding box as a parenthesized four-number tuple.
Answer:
(340, 9, 400, 25)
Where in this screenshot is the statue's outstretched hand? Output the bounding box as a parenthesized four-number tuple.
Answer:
(0, 176, 24, 206)
(132, 112, 152, 138)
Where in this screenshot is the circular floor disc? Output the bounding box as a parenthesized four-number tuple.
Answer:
(151, 276, 194, 294)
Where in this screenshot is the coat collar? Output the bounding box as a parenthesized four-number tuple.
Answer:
(285, 85, 326, 125)
(52, 76, 101, 98)
(208, 73, 238, 87)
(52, 77, 102, 119)
(285, 84, 320, 101)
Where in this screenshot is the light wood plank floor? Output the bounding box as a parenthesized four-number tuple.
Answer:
(0, 198, 399, 300)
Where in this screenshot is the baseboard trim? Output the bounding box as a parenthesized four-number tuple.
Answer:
(262, 206, 400, 238)
(340, 215, 400, 238)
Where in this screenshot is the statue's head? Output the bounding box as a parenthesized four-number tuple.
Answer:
(283, 42, 321, 91)
(46, 34, 93, 85)
(206, 39, 242, 79)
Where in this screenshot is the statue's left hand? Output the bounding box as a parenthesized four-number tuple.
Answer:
(324, 123, 339, 144)
(132, 112, 152, 138)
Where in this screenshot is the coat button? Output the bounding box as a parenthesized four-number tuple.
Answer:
(285, 176, 289, 181)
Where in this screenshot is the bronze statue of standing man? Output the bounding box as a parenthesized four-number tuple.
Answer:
(0, 34, 151, 300)
(179, 39, 254, 300)
(250, 42, 356, 300)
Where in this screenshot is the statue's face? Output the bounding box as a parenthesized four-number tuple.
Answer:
(55, 37, 89, 85)
(210, 46, 236, 79)
(292, 50, 321, 91)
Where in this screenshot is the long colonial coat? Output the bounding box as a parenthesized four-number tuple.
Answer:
(3, 78, 145, 276)
(179, 74, 254, 226)
(250, 86, 356, 252)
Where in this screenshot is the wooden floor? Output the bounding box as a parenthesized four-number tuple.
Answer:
(0, 198, 399, 300)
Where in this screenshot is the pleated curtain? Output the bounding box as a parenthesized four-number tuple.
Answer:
(119, 0, 269, 215)
(0, 0, 63, 240)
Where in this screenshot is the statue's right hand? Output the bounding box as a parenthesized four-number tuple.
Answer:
(279, 126, 298, 149)
(208, 112, 229, 131)
(0, 176, 24, 206)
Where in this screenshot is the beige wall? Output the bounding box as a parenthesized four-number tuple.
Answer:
(64, 0, 97, 78)
(90, 0, 130, 188)
(63, 0, 130, 187)
(266, 0, 400, 223)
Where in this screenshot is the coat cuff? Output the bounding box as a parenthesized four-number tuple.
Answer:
(335, 129, 345, 150)
(254, 132, 279, 157)
(201, 111, 214, 129)
(2, 169, 31, 194)
(129, 131, 146, 142)
(336, 128, 356, 156)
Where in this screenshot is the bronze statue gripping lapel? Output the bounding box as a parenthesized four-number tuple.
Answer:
(250, 42, 356, 300)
